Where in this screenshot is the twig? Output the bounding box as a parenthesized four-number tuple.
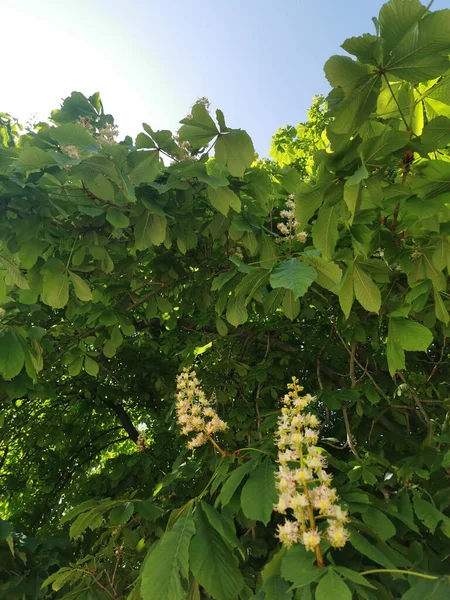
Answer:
(427, 337, 446, 383)
(342, 404, 360, 459)
(334, 326, 391, 404)
(396, 372, 430, 424)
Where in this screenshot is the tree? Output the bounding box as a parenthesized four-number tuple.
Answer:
(1, 0, 450, 598)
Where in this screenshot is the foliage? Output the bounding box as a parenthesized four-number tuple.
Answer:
(1, 1, 450, 598)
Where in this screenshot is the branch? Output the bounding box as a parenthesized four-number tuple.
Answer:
(342, 405, 360, 460)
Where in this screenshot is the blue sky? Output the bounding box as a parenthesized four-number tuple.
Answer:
(3, 0, 449, 155)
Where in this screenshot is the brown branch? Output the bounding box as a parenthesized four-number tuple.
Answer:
(333, 326, 391, 404)
(427, 337, 446, 383)
(397, 372, 430, 424)
(342, 405, 360, 460)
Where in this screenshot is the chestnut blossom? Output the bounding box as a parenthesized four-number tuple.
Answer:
(62, 145, 79, 160)
(274, 377, 349, 553)
(277, 195, 308, 243)
(175, 368, 228, 451)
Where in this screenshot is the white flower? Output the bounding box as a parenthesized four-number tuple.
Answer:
(277, 520, 300, 547)
(326, 524, 349, 548)
(302, 529, 321, 552)
(175, 368, 228, 451)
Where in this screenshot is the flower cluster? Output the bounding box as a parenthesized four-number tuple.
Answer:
(175, 368, 228, 451)
(61, 145, 79, 160)
(274, 377, 349, 554)
(277, 195, 308, 243)
(97, 122, 119, 146)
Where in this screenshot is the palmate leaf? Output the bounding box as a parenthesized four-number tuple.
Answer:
(385, 9, 450, 82)
(215, 130, 255, 178)
(178, 103, 219, 149)
(141, 506, 196, 600)
(378, 0, 426, 55)
(315, 570, 351, 600)
(270, 259, 317, 300)
(190, 505, 244, 600)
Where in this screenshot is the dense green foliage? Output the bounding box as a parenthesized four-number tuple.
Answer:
(1, 0, 450, 598)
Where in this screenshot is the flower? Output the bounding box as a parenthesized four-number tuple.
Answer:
(61, 145, 79, 160)
(277, 196, 307, 243)
(302, 529, 321, 551)
(326, 524, 349, 548)
(273, 377, 349, 554)
(277, 520, 300, 547)
(175, 368, 228, 451)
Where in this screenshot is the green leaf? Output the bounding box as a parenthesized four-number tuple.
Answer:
(262, 548, 287, 584)
(361, 508, 396, 541)
(0, 519, 12, 542)
(264, 288, 285, 315)
(0, 330, 25, 380)
(302, 253, 342, 291)
(235, 268, 270, 304)
(316, 570, 351, 600)
(226, 295, 248, 327)
(379, 0, 426, 54)
(359, 130, 409, 167)
(69, 271, 92, 302)
(178, 103, 219, 149)
(324, 55, 369, 89)
(260, 233, 279, 269)
(208, 186, 241, 216)
(141, 506, 196, 600)
(386, 9, 450, 82)
(389, 318, 433, 351)
(240, 459, 277, 525)
(386, 337, 405, 376)
(190, 505, 244, 600)
(353, 265, 381, 313)
(421, 116, 450, 149)
(263, 576, 292, 600)
(135, 211, 167, 250)
(312, 205, 339, 261)
(107, 208, 130, 229)
(51, 123, 97, 147)
(217, 459, 258, 508)
(216, 317, 228, 336)
(349, 528, 396, 569)
(270, 259, 317, 300)
(338, 265, 354, 319)
(328, 75, 381, 135)
(434, 289, 449, 325)
(109, 502, 134, 526)
(85, 174, 115, 202)
(84, 356, 99, 377)
(199, 501, 241, 550)
(0, 255, 29, 289)
(281, 545, 318, 587)
(341, 34, 380, 64)
(402, 579, 448, 600)
(333, 567, 375, 589)
(129, 150, 160, 185)
(17, 144, 58, 172)
(413, 497, 445, 534)
(215, 130, 255, 178)
(282, 290, 300, 321)
(41, 269, 69, 309)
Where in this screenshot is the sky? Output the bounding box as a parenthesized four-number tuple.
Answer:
(3, 0, 449, 156)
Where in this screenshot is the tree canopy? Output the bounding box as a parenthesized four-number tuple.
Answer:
(1, 1, 450, 598)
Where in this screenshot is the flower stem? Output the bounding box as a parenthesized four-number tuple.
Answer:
(206, 434, 227, 456)
(360, 569, 439, 580)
